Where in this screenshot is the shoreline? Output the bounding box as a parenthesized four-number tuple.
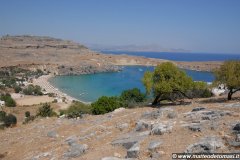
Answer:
(33, 74, 90, 104)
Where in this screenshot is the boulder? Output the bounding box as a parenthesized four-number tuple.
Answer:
(148, 141, 162, 151)
(188, 124, 202, 132)
(233, 123, 240, 132)
(141, 110, 162, 119)
(185, 136, 224, 153)
(112, 132, 148, 149)
(192, 107, 206, 112)
(135, 120, 151, 132)
(151, 124, 172, 135)
(47, 131, 58, 138)
(65, 135, 78, 146)
(63, 143, 88, 158)
(127, 143, 140, 158)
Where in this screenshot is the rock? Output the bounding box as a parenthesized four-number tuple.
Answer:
(192, 107, 206, 112)
(127, 143, 140, 158)
(63, 143, 88, 158)
(233, 123, 240, 132)
(112, 132, 147, 149)
(236, 134, 240, 142)
(65, 135, 78, 146)
(151, 123, 172, 135)
(141, 110, 162, 119)
(188, 124, 202, 132)
(135, 120, 151, 132)
(47, 131, 58, 138)
(167, 112, 177, 119)
(150, 152, 161, 160)
(116, 123, 129, 131)
(185, 136, 224, 153)
(148, 141, 162, 151)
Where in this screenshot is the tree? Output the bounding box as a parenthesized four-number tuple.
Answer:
(214, 60, 240, 100)
(120, 88, 145, 103)
(91, 96, 122, 115)
(142, 62, 194, 105)
(0, 93, 16, 107)
(37, 103, 56, 117)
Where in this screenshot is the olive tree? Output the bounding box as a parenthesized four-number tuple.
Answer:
(214, 60, 240, 100)
(142, 62, 194, 105)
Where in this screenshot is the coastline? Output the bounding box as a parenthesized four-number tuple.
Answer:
(33, 74, 90, 104)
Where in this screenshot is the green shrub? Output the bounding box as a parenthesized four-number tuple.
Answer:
(91, 96, 122, 115)
(37, 103, 57, 117)
(13, 85, 22, 93)
(23, 85, 43, 96)
(120, 88, 145, 103)
(61, 102, 92, 118)
(4, 114, 17, 127)
(0, 111, 6, 121)
(0, 93, 16, 107)
(25, 111, 30, 118)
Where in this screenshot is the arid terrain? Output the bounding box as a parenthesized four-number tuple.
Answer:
(0, 35, 238, 160)
(0, 35, 222, 74)
(0, 95, 240, 160)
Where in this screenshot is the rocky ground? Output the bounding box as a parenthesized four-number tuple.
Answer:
(0, 35, 222, 74)
(0, 96, 240, 160)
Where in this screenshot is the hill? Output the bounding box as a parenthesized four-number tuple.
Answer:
(0, 35, 222, 74)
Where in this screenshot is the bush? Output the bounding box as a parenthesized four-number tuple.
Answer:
(4, 114, 17, 127)
(0, 111, 6, 122)
(25, 111, 30, 118)
(23, 85, 43, 96)
(13, 85, 22, 93)
(120, 88, 145, 103)
(60, 102, 92, 118)
(37, 103, 57, 117)
(91, 96, 122, 115)
(0, 93, 16, 107)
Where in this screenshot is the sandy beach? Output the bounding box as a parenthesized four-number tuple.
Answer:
(32, 74, 86, 104)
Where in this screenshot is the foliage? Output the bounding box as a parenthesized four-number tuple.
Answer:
(142, 62, 194, 105)
(25, 111, 30, 118)
(120, 88, 145, 103)
(0, 93, 16, 107)
(188, 81, 212, 98)
(37, 103, 57, 117)
(142, 71, 153, 95)
(4, 114, 17, 127)
(13, 85, 22, 93)
(0, 111, 6, 122)
(60, 101, 92, 118)
(23, 85, 43, 96)
(214, 60, 240, 100)
(91, 96, 122, 115)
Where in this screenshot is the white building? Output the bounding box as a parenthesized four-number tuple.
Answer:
(0, 100, 5, 107)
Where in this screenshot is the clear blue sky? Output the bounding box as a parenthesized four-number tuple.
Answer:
(1, 0, 240, 53)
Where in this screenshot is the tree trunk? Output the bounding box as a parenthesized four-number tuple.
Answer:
(228, 89, 233, 100)
(152, 94, 161, 105)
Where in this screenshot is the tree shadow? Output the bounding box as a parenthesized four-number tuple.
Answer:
(197, 97, 240, 104)
(150, 101, 192, 108)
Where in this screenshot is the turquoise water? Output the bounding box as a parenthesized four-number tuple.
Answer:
(49, 66, 214, 103)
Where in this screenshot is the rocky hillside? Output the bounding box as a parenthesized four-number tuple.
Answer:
(0, 99, 240, 160)
(0, 35, 222, 74)
(0, 35, 121, 74)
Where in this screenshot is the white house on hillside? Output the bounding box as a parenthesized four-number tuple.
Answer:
(0, 100, 5, 107)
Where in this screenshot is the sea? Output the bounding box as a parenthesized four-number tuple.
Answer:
(49, 51, 240, 103)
